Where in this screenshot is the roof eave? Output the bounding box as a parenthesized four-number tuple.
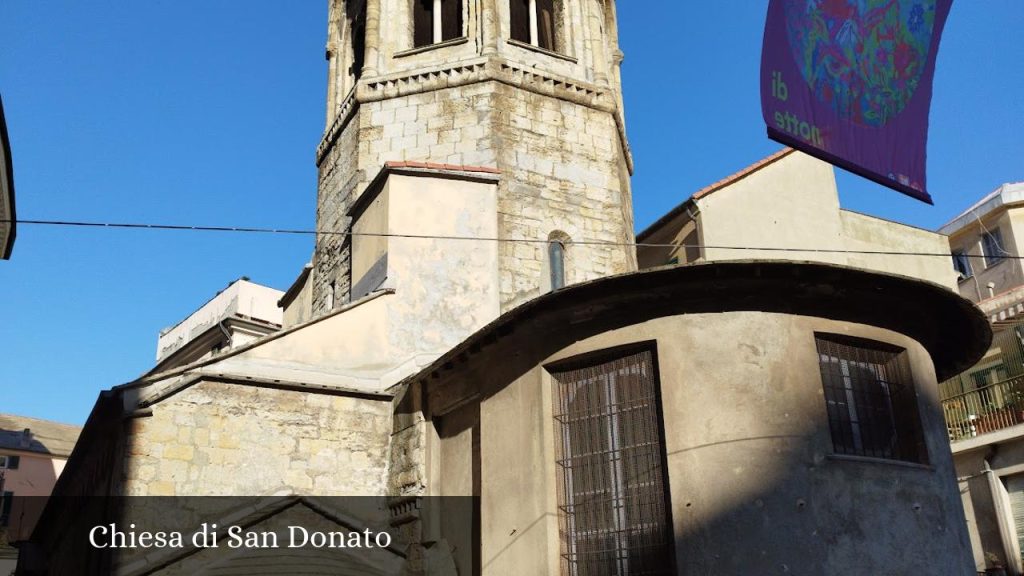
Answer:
(0, 94, 16, 260)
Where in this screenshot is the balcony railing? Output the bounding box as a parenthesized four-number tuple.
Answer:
(943, 376, 1024, 441)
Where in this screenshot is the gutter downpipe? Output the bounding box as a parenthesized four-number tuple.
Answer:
(218, 320, 232, 351)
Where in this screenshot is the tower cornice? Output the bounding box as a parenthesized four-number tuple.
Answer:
(316, 55, 633, 172)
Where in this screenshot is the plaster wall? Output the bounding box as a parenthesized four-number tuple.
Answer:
(1, 453, 66, 542)
(281, 271, 314, 329)
(948, 208, 1024, 303)
(696, 152, 846, 266)
(645, 152, 957, 289)
(155, 172, 500, 396)
(0, 453, 64, 498)
(435, 311, 974, 574)
(953, 431, 1024, 572)
(121, 380, 392, 496)
(157, 281, 284, 363)
(839, 210, 956, 288)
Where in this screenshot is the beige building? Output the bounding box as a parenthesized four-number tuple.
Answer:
(1, 415, 81, 575)
(637, 147, 957, 289)
(22, 2, 992, 575)
(935, 182, 1024, 574)
(0, 94, 16, 260)
(942, 182, 1024, 306)
(153, 277, 284, 372)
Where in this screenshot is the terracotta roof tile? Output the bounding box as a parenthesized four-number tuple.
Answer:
(636, 147, 796, 242)
(385, 161, 500, 175)
(691, 147, 795, 200)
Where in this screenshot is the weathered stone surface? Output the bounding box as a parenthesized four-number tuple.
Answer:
(312, 0, 634, 317)
(123, 380, 392, 496)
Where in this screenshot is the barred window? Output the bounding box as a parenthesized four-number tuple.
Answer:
(815, 334, 927, 464)
(550, 345, 675, 576)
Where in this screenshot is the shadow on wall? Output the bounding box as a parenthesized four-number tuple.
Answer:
(1, 428, 58, 545)
(415, 306, 977, 573)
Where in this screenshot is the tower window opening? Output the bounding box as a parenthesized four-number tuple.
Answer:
(510, 0, 556, 51)
(414, 0, 463, 48)
(348, 0, 367, 82)
(549, 240, 565, 290)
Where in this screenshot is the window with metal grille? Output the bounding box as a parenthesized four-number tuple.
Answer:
(982, 229, 1006, 268)
(549, 345, 675, 576)
(815, 334, 927, 464)
(413, 0, 463, 48)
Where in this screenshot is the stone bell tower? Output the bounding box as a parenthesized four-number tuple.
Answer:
(311, 0, 636, 318)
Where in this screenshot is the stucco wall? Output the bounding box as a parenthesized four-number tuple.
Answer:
(1, 452, 66, 542)
(948, 208, 1024, 303)
(281, 270, 313, 329)
(840, 210, 956, 288)
(122, 380, 392, 496)
(952, 431, 1024, 572)
(698, 152, 847, 267)
(650, 152, 958, 289)
(157, 281, 284, 363)
(433, 311, 974, 575)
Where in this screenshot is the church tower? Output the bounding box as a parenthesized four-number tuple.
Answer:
(312, 0, 635, 318)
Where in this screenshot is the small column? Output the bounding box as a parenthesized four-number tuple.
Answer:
(433, 0, 443, 43)
(528, 0, 539, 45)
(481, 0, 499, 55)
(362, 0, 382, 77)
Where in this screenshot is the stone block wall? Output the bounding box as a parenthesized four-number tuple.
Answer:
(122, 380, 393, 496)
(312, 73, 636, 316)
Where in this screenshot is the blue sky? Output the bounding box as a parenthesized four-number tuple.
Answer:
(1, 2, 1021, 424)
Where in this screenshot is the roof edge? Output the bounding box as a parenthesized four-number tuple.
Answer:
(0, 93, 16, 260)
(636, 148, 794, 242)
(396, 260, 990, 394)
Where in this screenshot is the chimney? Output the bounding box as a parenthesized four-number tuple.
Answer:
(19, 428, 31, 448)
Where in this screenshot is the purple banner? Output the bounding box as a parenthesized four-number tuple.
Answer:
(761, 0, 953, 204)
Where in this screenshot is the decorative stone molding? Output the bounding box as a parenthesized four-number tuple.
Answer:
(316, 55, 633, 169)
(316, 87, 360, 165)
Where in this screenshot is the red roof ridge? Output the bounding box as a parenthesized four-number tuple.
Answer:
(385, 161, 501, 175)
(691, 147, 795, 201)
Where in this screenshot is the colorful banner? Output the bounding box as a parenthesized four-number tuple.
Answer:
(761, 0, 953, 204)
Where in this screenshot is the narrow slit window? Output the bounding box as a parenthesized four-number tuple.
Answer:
(549, 241, 565, 290)
(414, 0, 462, 48)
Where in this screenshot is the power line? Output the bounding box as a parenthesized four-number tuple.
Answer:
(1, 217, 1009, 260)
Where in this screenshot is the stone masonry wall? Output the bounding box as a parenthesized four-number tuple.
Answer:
(122, 380, 392, 496)
(312, 77, 636, 315)
(313, 108, 359, 315)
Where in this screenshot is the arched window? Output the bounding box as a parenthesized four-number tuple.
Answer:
(510, 0, 556, 51)
(414, 0, 463, 47)
(548, 240, 565, 290)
